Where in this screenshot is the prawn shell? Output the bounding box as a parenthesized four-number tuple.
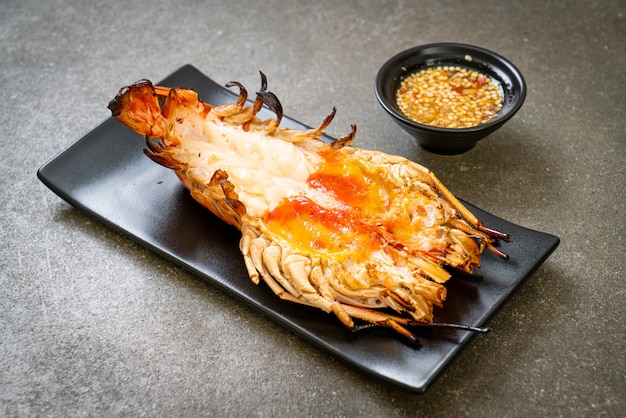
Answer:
(108, 75, 509, 342)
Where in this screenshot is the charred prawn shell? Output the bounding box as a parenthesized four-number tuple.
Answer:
(108, 73, 509, 342)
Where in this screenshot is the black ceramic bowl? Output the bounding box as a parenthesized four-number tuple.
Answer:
(375, 43, 526, 155)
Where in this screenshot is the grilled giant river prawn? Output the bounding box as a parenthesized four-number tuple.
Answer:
(108, 73, 509, 342)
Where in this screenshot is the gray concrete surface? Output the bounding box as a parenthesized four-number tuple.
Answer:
(1, 0, 624, 416)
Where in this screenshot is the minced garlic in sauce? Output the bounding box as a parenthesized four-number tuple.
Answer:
(396, 66, 503, 128)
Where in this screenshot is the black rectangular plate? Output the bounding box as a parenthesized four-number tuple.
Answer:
(37, 64, 560, 393)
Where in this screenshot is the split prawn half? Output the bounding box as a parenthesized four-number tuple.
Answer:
(108, 72, 510, 343)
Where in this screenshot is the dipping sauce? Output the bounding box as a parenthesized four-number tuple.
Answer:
(396, 66, 503, 128)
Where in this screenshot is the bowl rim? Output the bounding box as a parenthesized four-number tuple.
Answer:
(375, 42, 526, 133)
